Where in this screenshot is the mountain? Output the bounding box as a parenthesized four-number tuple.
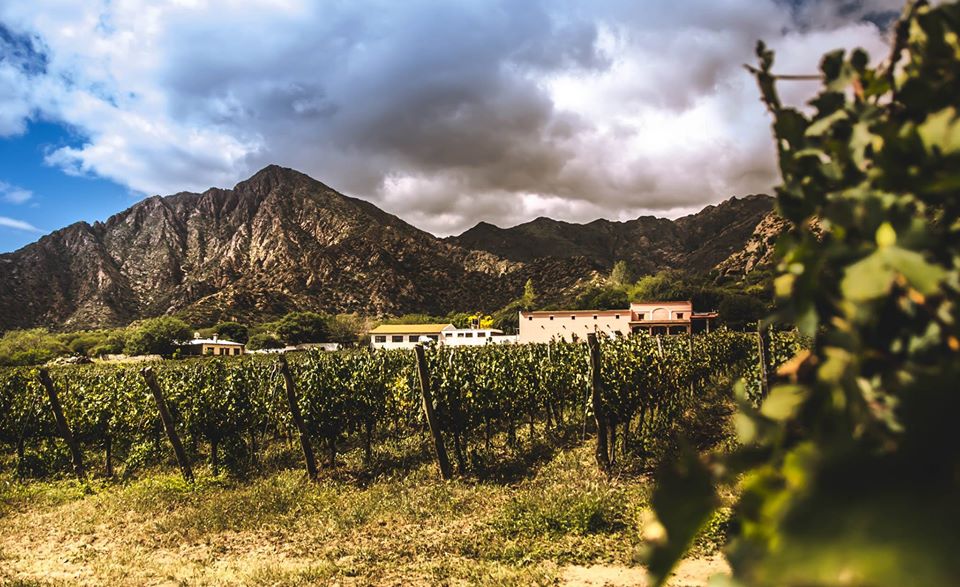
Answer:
(0, 166, 774, 332)
(448, 194, 774, 275)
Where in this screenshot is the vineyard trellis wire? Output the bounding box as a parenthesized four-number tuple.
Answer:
(0, 329, 803, 480)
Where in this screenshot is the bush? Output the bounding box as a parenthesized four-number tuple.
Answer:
(274, 312, 329, 345)
(325, 313, 366, 346)
(247, 333, 284, 350)
(499, 485, 627, 537)
(717, 294, 767, 331)
(0, 328, 69, 366)
(573, 285, 629, 310)
(213, 322, 249, 344)
(124, 317, 191, 357)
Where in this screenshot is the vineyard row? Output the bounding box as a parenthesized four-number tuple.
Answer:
(0, 330, 804, 480)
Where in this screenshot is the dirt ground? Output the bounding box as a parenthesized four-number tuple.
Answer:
(0, 445, 731, 586)
(562, 557, 729, 586)
(0, 512, 728, 587)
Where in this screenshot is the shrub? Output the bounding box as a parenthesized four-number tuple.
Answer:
(247, 333, 283, 350)
(213, 322, 249, 344)
(124, 317, 191, 357)
(0, 328, 69, 366)
(274, 312, 329, 344)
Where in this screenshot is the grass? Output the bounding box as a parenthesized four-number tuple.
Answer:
(0, 436, 730, 586)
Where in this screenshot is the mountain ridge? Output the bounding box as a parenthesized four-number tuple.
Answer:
(0, 166, 774, 331)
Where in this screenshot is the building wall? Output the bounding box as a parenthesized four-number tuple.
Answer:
(629, 301, 693, 322)
(200, 344, 244, 356)
(519, 310, 633, 344)
(370, 328, 516, 349)
(443, 328, 506, 346)
(519, 302, 698, 343)
(370, 333, 443, 350)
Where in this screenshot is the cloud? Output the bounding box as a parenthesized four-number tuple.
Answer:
(0, 181, 32, 204)
(0, 0, 895, 235)
(0, 216, 41, 232)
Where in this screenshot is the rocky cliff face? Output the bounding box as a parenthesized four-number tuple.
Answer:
(0, 166, 775, 331)
(449, 194, 774, 275)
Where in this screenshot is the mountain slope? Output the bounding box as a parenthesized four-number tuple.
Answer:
(0, 166, 532, 330)
(449, 194, 774, 274)
(0, 167, 774, 331)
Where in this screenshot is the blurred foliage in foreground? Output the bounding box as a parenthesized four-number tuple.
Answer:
(649, 1, 960, 585)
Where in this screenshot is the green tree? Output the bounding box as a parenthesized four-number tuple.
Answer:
(247, 332, 284, 350)
(275, 312, 329, 345)
(89, 330, 127, 356)
(124, 317, 191, 357)
(608, 260, 633, 287)
(443, 312, 472, 328)
(628, 270, 690, 301)
(717, 294, 767, 331)
(573, 285, 629, 310)
(648, 4, 960, 584)
(213, 321, 249, 344)
(325, 313, 367, 345)
(522, 278, 537, 309)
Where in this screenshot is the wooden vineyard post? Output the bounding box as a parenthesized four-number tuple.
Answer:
(587, 334, 610, 474)
(414, 344, 452, 481)
(37, 369, 86, 480)
(756, 320, 771, 399)
(277, 354, 318, 482)
(141, 367, 194, 483)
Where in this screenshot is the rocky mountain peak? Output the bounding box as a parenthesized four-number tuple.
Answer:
(0, 168, 776, 332)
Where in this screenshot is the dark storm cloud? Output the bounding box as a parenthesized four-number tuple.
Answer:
(0, 0, 896, 235)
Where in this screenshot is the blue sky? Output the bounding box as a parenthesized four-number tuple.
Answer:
(0, 0, 902, 253)
(0, 121, 132, 251)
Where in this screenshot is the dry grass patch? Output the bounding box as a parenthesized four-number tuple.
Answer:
(0, 443, 727, 586)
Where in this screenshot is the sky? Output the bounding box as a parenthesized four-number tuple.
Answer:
(0, 0, 905, 253)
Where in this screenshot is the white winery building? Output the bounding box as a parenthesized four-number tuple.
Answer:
(369, 324, 517, 349)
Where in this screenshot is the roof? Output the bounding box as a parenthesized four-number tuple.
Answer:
(369, 323, 455, 335)
(183, 338, 244, 346)
(520, 309, 626, 316)
(629, 300, 693, 306)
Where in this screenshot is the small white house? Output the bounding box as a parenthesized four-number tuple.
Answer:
(180, 333, 245, 357)
(369, 324, 455, 349)
(369, 324, 518, 349)
(442, 327, 515, 346)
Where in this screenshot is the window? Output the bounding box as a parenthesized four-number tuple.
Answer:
(477, 332, 486, 338)
(428, 335, 439, 341)
(205, 347, 214, 355)
(465, 332, 474, 338)
(593, 315, 598, 320)
(457, 332, 465, 337)
(391, 335, 404, 343)
(374, 335, 386, 343)
(676, 312, 684, 319)
(615, 314, 621, 319)
(571, 315, 576, 320)
(233, 348, 240, 356)
(528, 316, 533, 321)
(445, 332, 453, 337)
(549, 315, 554, 320)
(409, 335, 419, 342)
(636, 313, 645, 320)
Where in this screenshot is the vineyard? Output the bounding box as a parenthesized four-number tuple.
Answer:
(0, 330, 804, 482)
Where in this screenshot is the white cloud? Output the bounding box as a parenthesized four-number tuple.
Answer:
(0, 0, 897, 233)
(0, 216, 42, 232)
(0, 181, 33, 204)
